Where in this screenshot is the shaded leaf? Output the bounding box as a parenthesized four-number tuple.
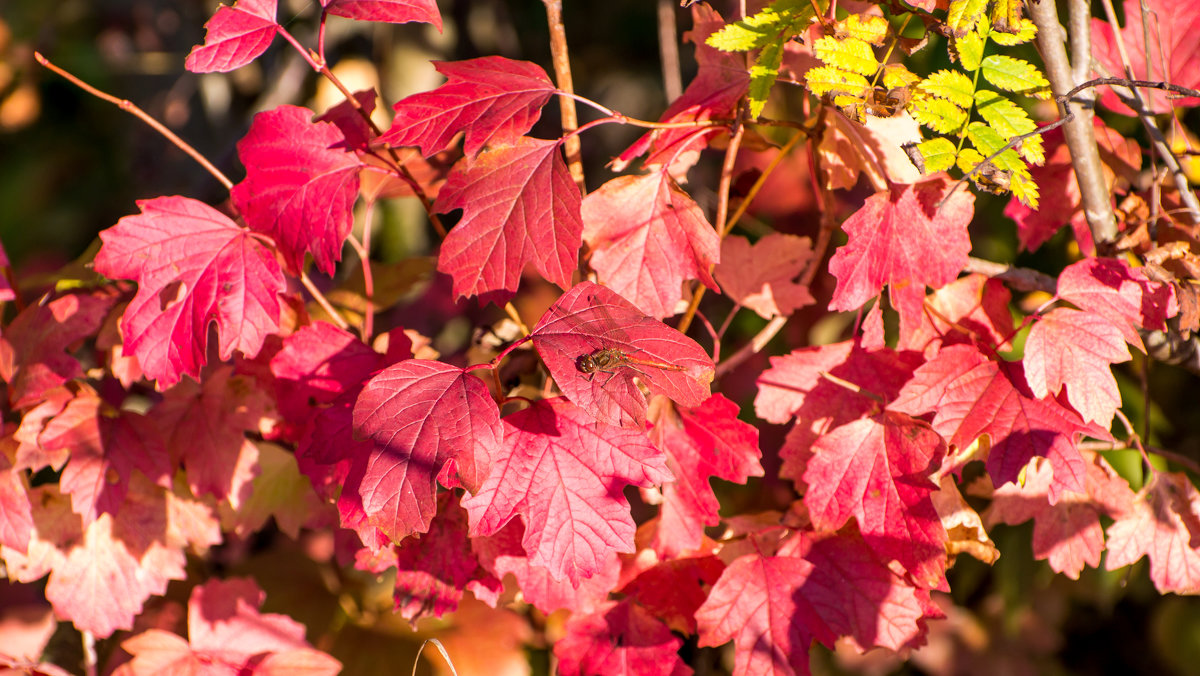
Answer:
(1091, 0, 1200, 114)
(714, 233, 814, 319)
(1023, 308, 1130, 426)
(1105, 471, 1200, 594)
(554, 600, 690, 676)
(1056, 257, 1177, 351)
(322, 0, 442, 29)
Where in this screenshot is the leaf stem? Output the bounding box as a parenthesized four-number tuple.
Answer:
(300, 271, 350, 331)
(34, 52, 233, 191)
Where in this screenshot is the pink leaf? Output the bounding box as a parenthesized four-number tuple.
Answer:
(1023, 308, 1130, 426)
(1057, 257, 1178, 351)
(188, 578, 311, 655)
(554, 600, 690, 676)
(352, 359, 501, 542)
(433, 137, 582, 300)
(0, 439, 33, 551)
(1091, 0, 1200, 114)
(828, 178, 975, 322)
(618, 554, 725, 634)
(231, 105, 363, 275)
(460, 398, 671, 584)
(93, 196, 286, 389)
(890, 344, 1093, 503)
(714, 233, 815, 319)
(582, 172, 720, 319)
(531, 282, 715, 428)
(646, 395, 762, 557)
(184, 0, 278, 73)
(1105, 472, 1200, 594)
(380, 57, 555, 157)
(804, 412, 949, 590)
(322, 0, 442, 30)
(897, 274, 1014, 356)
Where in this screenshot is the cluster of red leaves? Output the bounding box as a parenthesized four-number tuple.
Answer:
(4, 0, 1200, 674)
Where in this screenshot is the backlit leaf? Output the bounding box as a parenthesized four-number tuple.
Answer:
(917, 69, 975, 108)
(980, 54, 1050, 97)
(814, 37, 879, 76)
(909, 96, 968, 134)
(184, 0, 278, 73)
(805, 65, 870, 99)
(913, 137, 958, 173)
(946, 0, 987, 37)
(322, 0, 442, 29)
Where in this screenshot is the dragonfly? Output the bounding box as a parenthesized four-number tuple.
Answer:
(562, 294, 688, 389)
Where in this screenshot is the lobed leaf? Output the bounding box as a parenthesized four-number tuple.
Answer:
(322, 0, 442, 30)
(184, 0, 278, 73)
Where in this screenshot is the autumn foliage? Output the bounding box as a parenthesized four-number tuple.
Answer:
(4, 0, 1200, 673)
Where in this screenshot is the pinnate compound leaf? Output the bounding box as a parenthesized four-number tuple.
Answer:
(352, 359, 501, 542)
(908, 96, 968, 134)
(804, 412, 949, 590)
(461, 398, 671, 585)
(531, 282, 715, 428)
(715, 233, 814, 319)
(1057, 257, 1178, 351)
(554, 600, 689, 676)
(827, 177, 975, 315)
(1105, 471, 1200, 594)
(917, 69, 974, 109)
(433, 137, 582, 301)
(93, 196, 286, 389)
(973, 90, 1042, 164)
(647, 395, 763, 558)
(813, 37, 879, 76)
(184, 0, 278, 73)
(1091, 0, 1200, 114)
(322, 0, 442, 30)
(380, 57, 555, 157)
(985, 452, 1134, 579)
(890, 344, 1093, 502)
(979, 54, 1050, 97)
(582, 172, 720, 319)
(946, 0, 988, 37)
(231, 105, 363, 275)
(804, 66, 870, 99)
(1023, 308, 1130, 426)
(912, 137, 959, 174)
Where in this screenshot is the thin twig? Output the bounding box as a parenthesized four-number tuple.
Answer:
(300, 272, 350, 330)
(657, 0, 682, 102)
(543, 0, 585, 192)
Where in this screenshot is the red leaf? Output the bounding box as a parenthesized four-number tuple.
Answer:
(827, 178, 975, 323)
(581, 172, 720, 319)
(0, 438, 33, 551)
(1091, 0, 1200, 114)
(646, 395, 762, 558)
(618, 554, 725, 634)
(314, 89, 378, 153)
(380, 57, 555, 157)
(0, 292, 114, 409)
(460, 398, 671, 584)
(531, 282, 715, 428)
(93, 196, 286, 389)
(1105, 471, 1200, 594)
(184, 0, 278, 73)
(897, 274, 1014, 356)
(322, 0, 442, 30)
(803, 412, 949, 590)
(1057, 257, 1178, 351)
(352, 359, 501, 542)
(231, 105, 363, 275)
(890, 344, 1092, 503)
(553, 600, 690, 676)
(985, 452, 1134, 579)
(433, 137, 582, 300)
(1023, 308, 1130, 426)
(714, 233, 815, 319)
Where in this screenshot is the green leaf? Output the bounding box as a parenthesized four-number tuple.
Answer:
(953, 30, 984, 71)
(980, 55, 1050, 97)
(915, 137, 958, 173)
(805, 65, 870, 98)
(707, 0, 817, 52)
(918, 70, 975, 108)
(749, 38, 786, 118)
(814, 36, 879, 76)
(946, 0, 988, 37)
(966, 121, 1028, 174)
(909, 96, 969, 134)
(973, 90, 1044, 164)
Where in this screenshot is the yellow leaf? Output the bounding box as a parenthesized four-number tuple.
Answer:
(882, 63, 921, 90)
(946, 0, 988, 37)
(814, 36, 879, 76)
(835, 14, 890, 46)
(980, 55, 1051, 97)
(917, 70, 975, 108)
(954, 30, 984, 71)
(973, 90, 1042, 164)
(916, 137, 958, 173)
(991, 0, 1024, 35)
(909, 96, 969, 134)
(990, 18, 1037, 46)
(805, 65, 870, 98)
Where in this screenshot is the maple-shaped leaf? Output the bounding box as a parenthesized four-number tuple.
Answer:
(531, 282, 714, 428)
(646, 395, 762, 558)
(219, 442, 324, 538)
(0, 291, 114, 409)
(617, 553, 725, 634)
(231, 105, 363, 275)
(897, 274, 1015, 356)
(184, 0, 279, 73)
(471, 518, 619, 615)
(714, 233, 815, 319)
(122, 577, 340, 675)
(154, 366, 272, 506)
(985, 452, 1135, 579)
(388, 492, 499, 623)
(1057, 257, 1177, 351)
(1105, 471, 1200, 594)
(1091, 0, 1200, 114)
(827, 177, 975, 325)
(352, 359, 501, 542)
(0, 437, 33, 551)
(322, 0, 441, 30)
(554, 600, 690, 676)
(804, 412, 950, 590)
(1023, 307, 1130, 426)
(461, 398, 671, 584)
(890, 344, 1093, 503)
(432, 137, 582, 301)
(93, 196, 286, 389)
(613, 5, 749, 176)
(581, 172, 720, 319)
(380, 57, 555, 158)
(35, 391, 171, 525)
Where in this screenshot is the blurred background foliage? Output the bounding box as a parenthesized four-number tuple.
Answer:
(2, 0, 1200, 674)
